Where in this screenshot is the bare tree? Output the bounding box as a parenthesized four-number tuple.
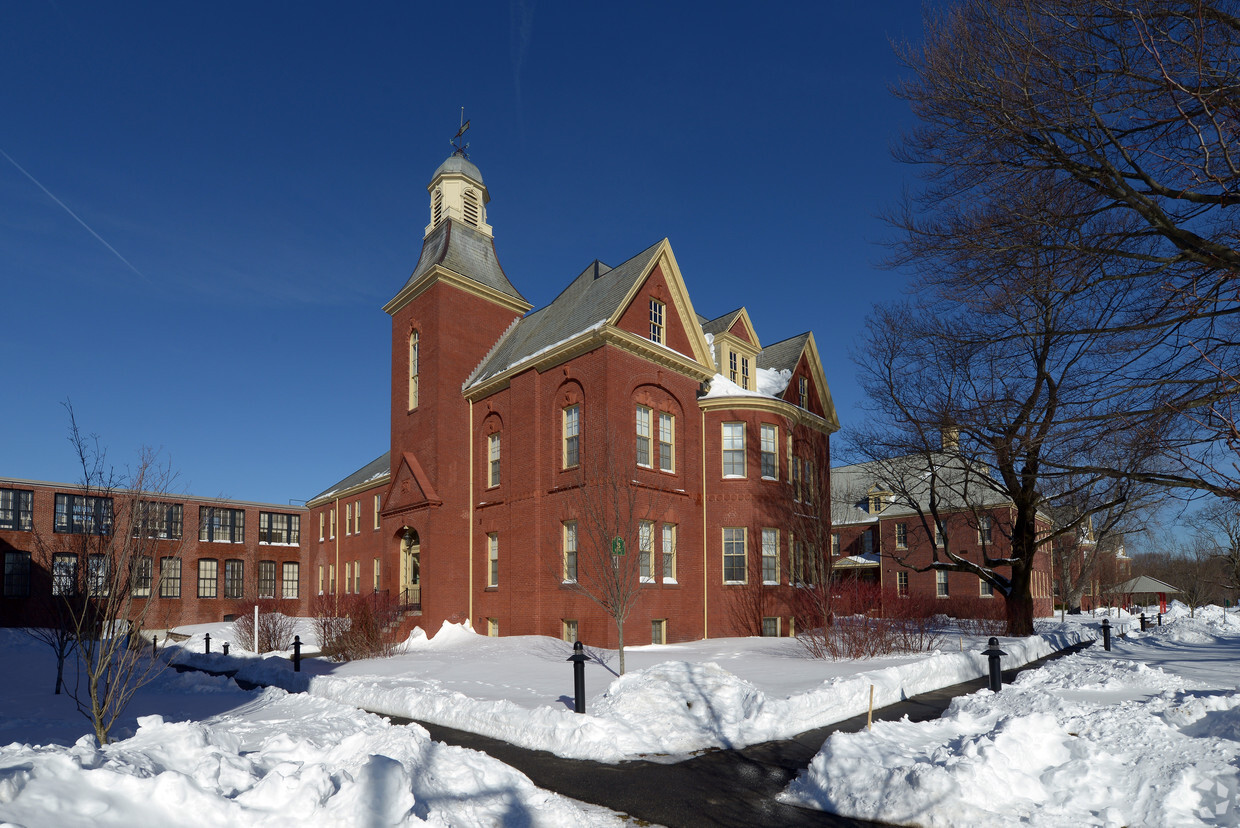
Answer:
(891, 0, 1240, 500)
(1187, 497, 1240, 596)
(31, 407, 184, 744)
(559, 435, 666, 674)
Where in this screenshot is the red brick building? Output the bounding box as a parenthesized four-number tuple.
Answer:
(0, 477, 307, 627)
(305, 151, 840, 644)
(830, 456, 1055, 619)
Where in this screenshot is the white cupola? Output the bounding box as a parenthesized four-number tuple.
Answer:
(424, 153, 493, 239)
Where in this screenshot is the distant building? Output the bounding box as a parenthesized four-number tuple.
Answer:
(830, 453, 1056, 618)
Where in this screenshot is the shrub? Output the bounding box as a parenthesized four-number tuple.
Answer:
(317, 592, 401, 662)
(233, 600, 297, 654)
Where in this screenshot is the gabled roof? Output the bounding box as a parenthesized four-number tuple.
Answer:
(466, 239, 713, 390)
(758, 333, 811, 374)
(831, 453, 1012, 526)
(389, 219, 527, 307)
(308, 452, 391, 505)
(701, 308, 745, 338)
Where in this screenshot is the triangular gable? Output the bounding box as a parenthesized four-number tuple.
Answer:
(383, 452, 443, 513)
(788, 333, 840, 431)
(607, 239, 715, 374)
(725, 309, 760, 349)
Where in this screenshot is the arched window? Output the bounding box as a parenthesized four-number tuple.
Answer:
(463, 189, 480, 226)
(431, 189, 444, 226)
(408, 330, 419, 410)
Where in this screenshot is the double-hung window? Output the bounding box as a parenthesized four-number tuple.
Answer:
(409, 330, 420, 410)
(3, 551, 30, 597)
(160, 557, 181, 598)
(636, 405, 652, 468)
(224, 559, 244, 599)
(978, 515, 993, 545)
(198, 559, 219, 599)
(895, 522, 908, 549)
(936, 569, 949, 598)
(722, 423, 745, 477)
(131, 556, 153, 597)
(639, 521, 654, 581)
(282, 562, 300, 599)
(563, 405, 580, 468)
(52, 553, 77, 595)
(488, 533, 499, 587)
(488, 434, 501, 488)
(563, 521, 578, 582)
(649, 299, 665, 343)
(258, 560, 277, 599)
(658, 412, 674, 472)
(661, 523, 677, 581)
(723, 527, 747, 583)
(760, 425, 777, 479)
(761, 528, 779, 584)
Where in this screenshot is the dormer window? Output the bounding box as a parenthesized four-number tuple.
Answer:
(432, 189, 444, 226)
(649, 299, 665, 344)
(868, 491, 891, 513)
(729, 352, 738, 382)
(741, 357, 750, 390)
(798, 376, 808, 408)
(463, 189, 480, 226)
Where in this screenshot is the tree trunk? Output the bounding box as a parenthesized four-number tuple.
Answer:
(617, 617, 625, 675)
(1005, 566, 1036, 636)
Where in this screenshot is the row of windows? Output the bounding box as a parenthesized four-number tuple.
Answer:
(556, 617, 669, 645)
(32, 554, 300, 600)
(557, 520, 678, 584)
(722, 527, 821, 586)
(318, 559, 382, 594)
(4, 491, 301, 545)
(837, 516, 996, 556)
(318, 495, 383, 541)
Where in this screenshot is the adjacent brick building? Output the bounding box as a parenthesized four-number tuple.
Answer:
(0, 478, 306, 627)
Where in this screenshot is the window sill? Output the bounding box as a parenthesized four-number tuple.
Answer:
(663, 578, 678, 585)
(762, 580, 780, 586)
(640, 577, 655, 584)
(722, 475, 746, 480)
(723, 581, 747, 586)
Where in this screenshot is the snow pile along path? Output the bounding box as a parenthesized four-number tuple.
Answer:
(0, 689, 624, 828)
(782, 612, 1240, 827)
(238, 623, 1085, 761)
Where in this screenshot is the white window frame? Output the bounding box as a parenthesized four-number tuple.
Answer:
(761, 528, 779, 585)
(723, 527, 747, 584)
(722, 422, 745, 477)
(661, 523, 677, 582)
(936, 569, 949, 598)
(658, 412, 675, 472)
(488, 533, 499, 587)
(760, 424, 778, 479)
(636, 405, 652, 468)
(488, 433, 501, 488)
(563, 404, 580, 469)
(563, 520, 578, 583)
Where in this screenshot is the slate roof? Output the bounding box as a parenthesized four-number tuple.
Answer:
(432, 154, 484, 185)
(466, 239, 666, 387)
(395, 219, 527, 305)
(831, 453, 1011, 526)
(759, 333, 811, 374)
(701, 309, 744, 338)
(309, 452, 391, 504)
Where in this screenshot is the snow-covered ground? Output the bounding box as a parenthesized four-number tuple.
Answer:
(783, 603, 1240, 827)
(0, 606, 1233, 826)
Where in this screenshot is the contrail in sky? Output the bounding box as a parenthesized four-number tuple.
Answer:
(0, 145, 148, 282)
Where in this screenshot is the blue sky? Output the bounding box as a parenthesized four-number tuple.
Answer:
(0, 1, 926, 504)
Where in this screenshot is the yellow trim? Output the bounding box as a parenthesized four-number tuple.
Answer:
(468, 402, 475, 624)
(383, 263, 532, 318)
(798, 332, 841, 432)
(306, 473, 391, 509)
(465, 324, 712, 401)
(698, 394, 836, 434)
(701, 408, 709, 638)
(606, 242, 716, 373)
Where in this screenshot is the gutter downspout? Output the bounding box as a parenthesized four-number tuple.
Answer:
(701, 409, 708, 639)
(468, 402, 475, 626)
(334, 496, 340, 615)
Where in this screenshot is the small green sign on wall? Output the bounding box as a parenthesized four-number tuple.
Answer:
(611, 536, 626, 556)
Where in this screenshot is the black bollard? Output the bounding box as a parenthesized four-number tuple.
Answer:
(982, 637, 1007, 692)
(1158, 613, 1163, 627)
(293, 635, 302, 672)
(567, 640, 588, 713)
(204, 632, 211, 654)
(152, 634, 158, 657)
(222, 642, 230, 655)
(1140, 613, 1148, 632)
(1101, 618, 1111, 651)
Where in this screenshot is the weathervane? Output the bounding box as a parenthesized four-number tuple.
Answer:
(451, 107, 470, 157)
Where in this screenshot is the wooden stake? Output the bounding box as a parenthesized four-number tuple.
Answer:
(868, 685, 874, 730)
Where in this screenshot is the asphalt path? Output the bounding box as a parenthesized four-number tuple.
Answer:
(387, 643, 1093, 828)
